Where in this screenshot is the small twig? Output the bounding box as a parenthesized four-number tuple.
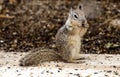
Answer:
(0, 14, 15, 19)
(99, 13, 120, 26)
(9, 0, 16, 4)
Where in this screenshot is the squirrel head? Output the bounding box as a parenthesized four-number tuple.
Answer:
(65, 4, 89, 31)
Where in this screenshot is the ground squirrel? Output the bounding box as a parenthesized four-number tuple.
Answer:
(19, 4, 89, 66)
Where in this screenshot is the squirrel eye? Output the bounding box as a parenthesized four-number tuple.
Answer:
(79, 5, 82, 10)
(74, 14, 78, 19)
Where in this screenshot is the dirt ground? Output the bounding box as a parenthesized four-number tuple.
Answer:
(0, 51, 120, 77)
(0, 0, 119, 53)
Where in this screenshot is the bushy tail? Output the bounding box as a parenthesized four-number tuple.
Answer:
(19, 48, 62, 66)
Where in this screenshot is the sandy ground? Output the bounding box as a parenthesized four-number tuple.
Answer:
(0, 50, 120, 77)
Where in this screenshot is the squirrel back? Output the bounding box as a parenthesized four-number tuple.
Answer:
(19, 4, 89, 66)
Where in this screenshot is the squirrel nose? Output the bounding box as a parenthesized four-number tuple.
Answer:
(82, 20, 85, 27)
(81, 20, 88, 28)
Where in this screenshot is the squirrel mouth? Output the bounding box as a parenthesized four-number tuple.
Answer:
(81, 23, 89, 28)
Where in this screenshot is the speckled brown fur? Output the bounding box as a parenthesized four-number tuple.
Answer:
(20, 4, 89, 66)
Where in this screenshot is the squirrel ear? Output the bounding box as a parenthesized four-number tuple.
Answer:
(69, 8, 73, 16)
(70, 8, 73, 14)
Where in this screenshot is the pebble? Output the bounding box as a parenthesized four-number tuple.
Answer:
(110, 19, 120, 29)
